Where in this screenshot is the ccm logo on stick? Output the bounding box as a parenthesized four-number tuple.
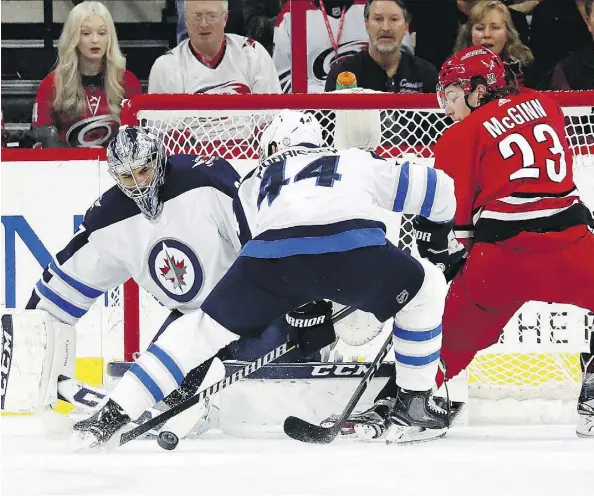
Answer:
(311, 364, 369, 377)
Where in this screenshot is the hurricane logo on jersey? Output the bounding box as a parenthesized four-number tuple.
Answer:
(148, 239, 204, 303)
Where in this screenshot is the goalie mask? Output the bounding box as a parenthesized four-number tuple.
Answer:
(258, 110, 324, 165)
(107, 126, 167, 221)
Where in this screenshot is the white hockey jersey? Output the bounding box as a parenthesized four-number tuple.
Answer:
(273, 0, 414, 93)
(234, 147, 455, 258)
(26, 156, 242, 326)
(148, 34, 281, 95)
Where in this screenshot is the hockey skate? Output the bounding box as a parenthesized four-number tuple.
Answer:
(386, 388, 450, 444)
(576, 355, 594, 438)
(71, 399, 130, 450)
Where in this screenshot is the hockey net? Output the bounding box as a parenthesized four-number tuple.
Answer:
(113, 92, 594, 416)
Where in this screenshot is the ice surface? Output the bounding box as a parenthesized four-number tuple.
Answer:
(1, 417, 592, 496)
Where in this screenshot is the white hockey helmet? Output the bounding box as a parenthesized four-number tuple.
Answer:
(258, 110, 324, 164)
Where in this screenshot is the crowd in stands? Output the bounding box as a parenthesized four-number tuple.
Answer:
(2, 0, 593, 148)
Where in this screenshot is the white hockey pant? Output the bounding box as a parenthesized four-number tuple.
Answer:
(392, 257, 448, 392)
(111, 310, 239, 420)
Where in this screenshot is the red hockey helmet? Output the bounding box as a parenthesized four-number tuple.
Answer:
(437, 46, 507, 109)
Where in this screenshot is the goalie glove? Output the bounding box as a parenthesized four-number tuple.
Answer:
(285, 300, 335, 357)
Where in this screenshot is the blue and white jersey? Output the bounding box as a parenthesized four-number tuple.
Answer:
(26, 155, 242, 326)
(235, 146, 455, 258)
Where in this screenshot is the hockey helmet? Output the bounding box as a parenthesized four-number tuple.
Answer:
(258, 110, 324, 164)
(437, 46, 507, 109)
(107, 126, 167, 221)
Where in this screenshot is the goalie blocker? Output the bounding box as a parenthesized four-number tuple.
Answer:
(1, 311, 75, 412)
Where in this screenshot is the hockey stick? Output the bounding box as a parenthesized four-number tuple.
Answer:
(119, 305, 357, 446)
(283, 330, 394, 444)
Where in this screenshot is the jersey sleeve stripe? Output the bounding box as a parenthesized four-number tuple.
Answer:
(392, 161, 410, 212)
(49, 261, 103, 299)
(35, 281, 86, 318)
(147, 344, 185, 384)
(127, 363, 165, 403)
(393, 324, 442, 342)
(420, 168, 437, 218)
(394, 350, 441, 366)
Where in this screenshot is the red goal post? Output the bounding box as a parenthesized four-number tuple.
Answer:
(115, 91, 593, 408)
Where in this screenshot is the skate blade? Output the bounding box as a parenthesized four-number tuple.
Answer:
(385, 425, 447, 445)
(576, 414, 594, 438)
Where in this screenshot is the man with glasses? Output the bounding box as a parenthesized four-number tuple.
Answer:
(149, 0, 280, 94)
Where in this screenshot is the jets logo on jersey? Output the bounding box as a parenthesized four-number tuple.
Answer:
(148, 239, 204, 303)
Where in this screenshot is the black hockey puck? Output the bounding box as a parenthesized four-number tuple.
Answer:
(157, 431, 179, 451)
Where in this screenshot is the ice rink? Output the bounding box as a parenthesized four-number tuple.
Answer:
(1, 416, 592, 496)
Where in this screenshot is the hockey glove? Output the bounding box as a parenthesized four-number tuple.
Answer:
(286, 300, 335, 357)
(444, 236, 467, 283)
(413, 217, 454, 272)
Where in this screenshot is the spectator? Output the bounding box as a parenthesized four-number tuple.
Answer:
(550, 0, 594, 90)
(32, 1, 141, 147)
(273, 0, 412, 93)
(405, 0, 530, 75)
(244, 0, 282, 55)
(150, 0, 280, 94)
(529, 0, 593, 89)
(325, 0, 437, 93)
(453, 1, 534, 87)
(176, 0, 246, 44)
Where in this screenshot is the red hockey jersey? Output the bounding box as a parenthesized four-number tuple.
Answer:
(433, 90, 591, 243)
(32, 70, 141, 147)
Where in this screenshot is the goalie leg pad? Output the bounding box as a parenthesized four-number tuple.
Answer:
(1, 311, 75, 412)
(392, 258, 448, 392)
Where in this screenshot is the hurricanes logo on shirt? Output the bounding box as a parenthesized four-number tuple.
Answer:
(148, 239, 204, 303)
(65, 114, 119, 147)
(196, 81, 252, 95)
(313, 40, 369, 82)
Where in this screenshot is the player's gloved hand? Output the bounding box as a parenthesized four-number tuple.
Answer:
(413, 217, 454, 272)
(286, 300, 335, 357)
(444, 235, 467, 282)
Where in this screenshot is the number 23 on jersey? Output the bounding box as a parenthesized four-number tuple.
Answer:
(500, 123, 568, 183)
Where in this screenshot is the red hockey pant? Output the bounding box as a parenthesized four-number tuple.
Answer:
(439, 226, 594, 385)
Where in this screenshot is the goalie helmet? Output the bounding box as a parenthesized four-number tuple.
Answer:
(437, 46, 507, 109)
(258, 110, 324, 164)
(107, 126, 167, 221)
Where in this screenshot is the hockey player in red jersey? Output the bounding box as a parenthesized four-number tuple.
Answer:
(324, 46, 594, 441)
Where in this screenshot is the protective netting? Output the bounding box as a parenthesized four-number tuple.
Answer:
(115, 93, 593, 403)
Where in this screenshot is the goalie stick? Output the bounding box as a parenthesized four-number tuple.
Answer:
(119, 305, 357, 446)
(283, 329, 394, 444)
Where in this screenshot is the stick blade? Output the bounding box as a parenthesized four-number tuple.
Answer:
(283, 416, 338, 444)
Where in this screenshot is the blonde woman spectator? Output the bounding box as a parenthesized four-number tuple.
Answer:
(454, 0, 534, 87)
(32, 1, 141, 147)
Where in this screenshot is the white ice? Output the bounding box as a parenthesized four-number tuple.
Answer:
(1, 416, 593, 496)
